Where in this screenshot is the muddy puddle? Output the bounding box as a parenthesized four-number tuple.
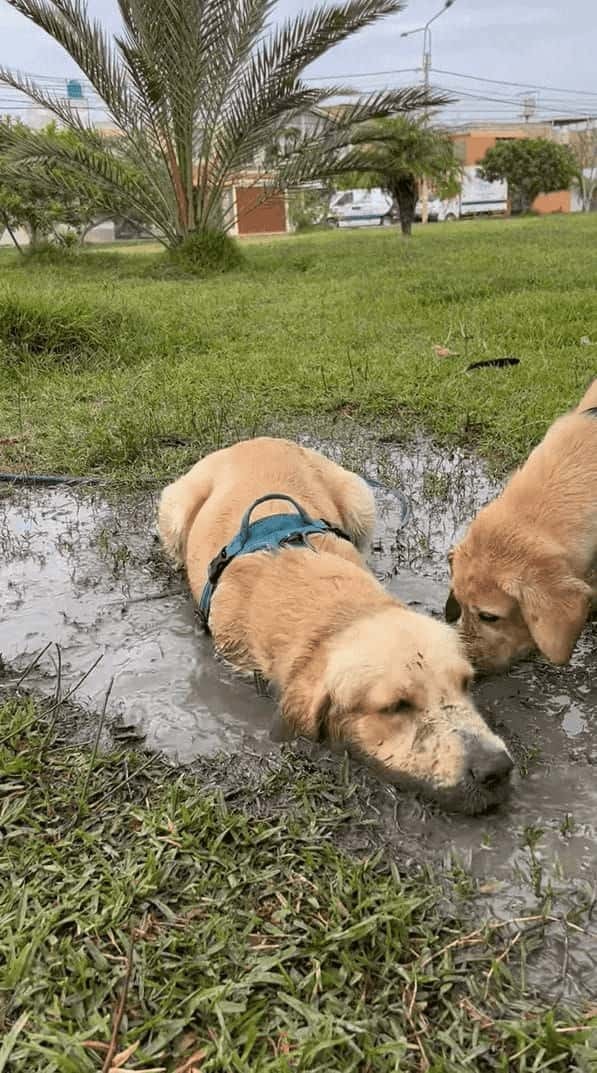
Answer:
(1, 432, 596, 1000)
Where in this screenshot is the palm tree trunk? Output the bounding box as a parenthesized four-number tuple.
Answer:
(391, 177, 417, 237)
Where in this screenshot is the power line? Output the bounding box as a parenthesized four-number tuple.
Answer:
(305, 65, 597, 100)
(303, 67, 419, 82)
(4, 63, 597, 99)
(431, 83, 597, 119)
(431, 67, 597, 98)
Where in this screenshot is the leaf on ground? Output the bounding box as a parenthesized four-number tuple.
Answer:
(173, 1051, 207, 1073)
(112, 1041, 140, 1067)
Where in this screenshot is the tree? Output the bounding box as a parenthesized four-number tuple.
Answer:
(0, 0, 443, 268)
(332, 116, 461, 235)
(0, 119, 63, 249)
(569, 124, 597, 212)
(0, 117, 127, 249)
(478, 137, 577, 215)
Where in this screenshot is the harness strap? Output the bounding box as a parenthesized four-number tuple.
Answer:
(198, 493, 352, 630)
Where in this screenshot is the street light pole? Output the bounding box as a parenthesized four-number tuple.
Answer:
(401, 0, 455, 224)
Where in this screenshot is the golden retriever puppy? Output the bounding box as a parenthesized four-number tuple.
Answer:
(159, 437, 512, 814)
(446, 380, 597, 672)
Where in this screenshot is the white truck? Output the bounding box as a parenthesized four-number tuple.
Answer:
(328, 187, 395, 228)
(416, 167, 508, 222)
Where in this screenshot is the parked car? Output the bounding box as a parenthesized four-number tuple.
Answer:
(416, 169, 508, 222)
(328, 188, 396, 228)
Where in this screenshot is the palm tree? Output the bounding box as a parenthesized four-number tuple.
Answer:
(0, 0, 443, 260)
(334, 115, 461, 235)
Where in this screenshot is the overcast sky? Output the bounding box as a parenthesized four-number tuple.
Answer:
(0, 0, 595, 124)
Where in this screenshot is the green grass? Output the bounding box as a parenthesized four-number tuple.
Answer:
(0, 214, 595, 478)
(2, 694, 596, 1072)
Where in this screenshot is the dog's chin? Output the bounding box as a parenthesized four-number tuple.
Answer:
(433, 777, 513, 816)
(462, 642, 535, 677)
(365, 755, 513, 816)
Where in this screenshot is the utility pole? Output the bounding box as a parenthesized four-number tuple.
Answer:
(401, 0, 455, 224)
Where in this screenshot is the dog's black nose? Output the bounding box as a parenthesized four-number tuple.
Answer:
(468, 744, 513, 787)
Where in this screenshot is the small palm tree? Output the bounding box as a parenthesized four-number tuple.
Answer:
(0, 0, 441, 259)
(335, 116, 461, 235)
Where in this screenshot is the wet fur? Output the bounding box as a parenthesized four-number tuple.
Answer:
(159, 437, 511, 814)
(448, 380, 597, 671)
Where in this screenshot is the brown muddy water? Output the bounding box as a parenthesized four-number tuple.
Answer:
(1, 433, 595, 1001)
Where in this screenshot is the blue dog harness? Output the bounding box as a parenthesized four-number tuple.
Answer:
(198, 493, 352, 628)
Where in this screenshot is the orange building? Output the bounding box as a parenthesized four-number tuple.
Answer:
(450, 123, 572, 213)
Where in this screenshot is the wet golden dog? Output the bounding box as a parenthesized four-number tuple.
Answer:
(159, 437, 512, 814)
(447, 380, 597, 672)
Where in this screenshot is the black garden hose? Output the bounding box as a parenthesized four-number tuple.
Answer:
(0, 473, 102, 487)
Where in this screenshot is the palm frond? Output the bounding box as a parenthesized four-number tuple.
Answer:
(0, 67, 91, 131)
(262, 87, 451, 186)
(205, 0, 429, 222)
(253, 0, 405, 84)
(3, 0, 138, 130)
(0, 123, 177, 242)
(2, 0, 453, 245)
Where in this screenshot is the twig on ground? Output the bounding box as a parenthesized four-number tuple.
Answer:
(102, 934, 136, 1073)
(402, 980, 429, 1072)
(83, 1041, 110, 1054)
(420, 913, 554, 970)
(77, 676, 115, 814)
(15, 641, 52, 687)
(39, 642, 63, 755)
(0, 653, 104, 747)
(484, 930, 523, 997)
(125, 590, 184, 605)
(89, 754, 160, 811)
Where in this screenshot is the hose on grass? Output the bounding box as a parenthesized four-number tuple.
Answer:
(0, 473, 102, 487)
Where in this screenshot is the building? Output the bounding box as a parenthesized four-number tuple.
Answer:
(449, 119, 597, 214)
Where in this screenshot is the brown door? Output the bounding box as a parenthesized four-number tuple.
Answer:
(235, 186, 287, 235)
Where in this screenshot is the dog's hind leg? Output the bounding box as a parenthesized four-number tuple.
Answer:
(336, 471, 377, 552)
(158, 460, 213, 567)
(578, 378, 597, 412)
(300, 445, 377, 553)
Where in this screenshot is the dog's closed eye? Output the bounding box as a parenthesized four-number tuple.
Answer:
(380, 699, 413, 715)
(478, 611, 501, 623)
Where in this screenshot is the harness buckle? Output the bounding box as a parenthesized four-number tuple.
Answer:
(207, 547, 228, 585)
(280, 531, 318, 552)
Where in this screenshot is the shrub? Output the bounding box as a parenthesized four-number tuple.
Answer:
(288, 189, 331, 233)
(168, 229, 244, 276)
(0, 288, 133, 365)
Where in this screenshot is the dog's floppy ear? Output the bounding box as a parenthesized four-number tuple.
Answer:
(505, 569, 591, 665)
(445, 549, 462, 622)
(282, 682, 332, 741)
(445, 590, 462, 623)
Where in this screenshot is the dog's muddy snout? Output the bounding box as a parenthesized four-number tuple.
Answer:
(445, 589, 462, 623)
(466, 740, 513, 789)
